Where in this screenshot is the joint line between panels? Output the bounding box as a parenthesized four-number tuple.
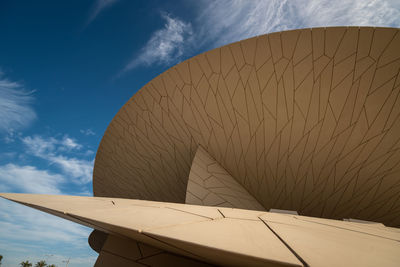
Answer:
(258, 217, 309, 267)
(165, 206, 215, 220)
(100, 249, 151, 264)
(141, 232, 208, 261)
(296, 218, 399, 242)
(66, 213, 131, 240)
(217, 209, 226, 218)
(68, 212, 210, 264)
(135, 250, 165, 262)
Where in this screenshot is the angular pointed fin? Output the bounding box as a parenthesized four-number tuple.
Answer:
(185, 146, 265, 211)
(3, 193, 399, 267)
(0, 193, 301, 267)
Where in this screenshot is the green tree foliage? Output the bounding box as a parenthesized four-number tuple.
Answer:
(19, 259, 56, 267)
(34, 260, 47, 267)
(20, 261, 33, 267)
(0, 255, 3, 266)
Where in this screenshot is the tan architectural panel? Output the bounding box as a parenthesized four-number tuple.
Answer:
(260, 212, 400, 267)
(0, 193, 302, 266)
(3, 193, 400, 267)
(148, 217, 302, 267)
(185, 146, 265, 210)
(95, 234, 211, 267)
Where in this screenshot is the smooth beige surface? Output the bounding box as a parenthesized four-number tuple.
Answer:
(185, 146, 265, 210)
(94, 27, 400, 227)
(149, 218, 302, 267)
(2, 193, 400, 267)
(260, 213, 400, 267)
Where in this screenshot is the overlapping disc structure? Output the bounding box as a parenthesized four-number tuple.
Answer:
(94, 26, 400, 227)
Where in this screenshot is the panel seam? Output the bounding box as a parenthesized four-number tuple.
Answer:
(258, 217, 309, 267)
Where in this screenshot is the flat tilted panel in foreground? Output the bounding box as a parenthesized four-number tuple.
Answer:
(2, 193, 400, 267)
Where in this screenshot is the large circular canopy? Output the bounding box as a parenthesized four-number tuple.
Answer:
(93, 27, 400, 227)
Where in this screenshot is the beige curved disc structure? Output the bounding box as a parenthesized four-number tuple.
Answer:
(94, 26, 400, 227)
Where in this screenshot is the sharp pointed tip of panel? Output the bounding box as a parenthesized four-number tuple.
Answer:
(0, 192, 22, 201)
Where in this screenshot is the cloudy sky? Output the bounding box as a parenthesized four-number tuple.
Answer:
(0, 0, 399, 266)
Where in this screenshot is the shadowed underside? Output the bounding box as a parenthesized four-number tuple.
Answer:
(94, 26, 400, 227)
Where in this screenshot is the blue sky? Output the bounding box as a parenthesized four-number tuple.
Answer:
(0, 0, 399, 266)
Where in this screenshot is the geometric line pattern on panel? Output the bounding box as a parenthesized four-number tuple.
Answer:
(93, 27, 400, 227)
(185, 146, 265, 210)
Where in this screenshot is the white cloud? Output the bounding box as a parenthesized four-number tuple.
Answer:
(122, 13, 193, 72)
(121, 0, 400, 72)
(22, 135, 58, 155)
(0, 136, 95, 265)
(0, 76, 36, 134)
(297, 0, 400, 28)
(60, 136, 82, 150)
(49, 155, 93, 184)
(0, 157, 94, 265)
(80, 128, 96, 136)
(0, 200, 89, 244)
(0, 151, 95, 266)
(86, 0, 119, 26)
(195, 0, 296, 48)
(0, 199, 96, 267)
(22, 135, 94, 184)
(3, 129, 22, 143)
(195, 0, 400, 48)
(0, 164, 64, 194)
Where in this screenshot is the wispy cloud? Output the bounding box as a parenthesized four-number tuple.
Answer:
(49, 156, 93, 184)
(0, 200, 89, 244)
(0, 199, 96, 267)
(60, 136, 82, 150)
(0, 134, 96, 266)
(122, 13, 193, 73)
(0, 134, 96, 265)
(297, 0, 400, 27)
(0, 75, 36, 134)
(196, 0, 400, 48)
(120, 0, 400, 73)
(22, 135, 94, 184)
(3, 129, 22, 143)
(0, 164, 64, 194)
(80, 128, 96, 136)
(86, 0, 119, 26)
(22, 135, 82, 154)
(195, 0, 296, 48)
